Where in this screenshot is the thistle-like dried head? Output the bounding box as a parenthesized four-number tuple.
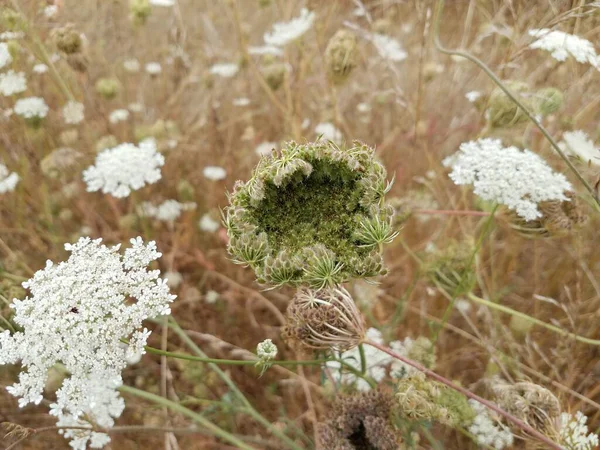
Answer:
(325, 29, 358, 84)
(225, 140, 396, 289)
(282, 287, 365, 352)
(317, 390, 401, 450)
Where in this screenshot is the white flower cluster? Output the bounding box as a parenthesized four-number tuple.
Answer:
(62, 101, 85, 125)
(150, 0, 175, 6)
(257, 339, 278, 360)
(444, 138, 572, 221)
(560, 130, 600, 166)
(0, 237, 175, 449)
(315, 122, 343, 144)
(248, 45, 283, 57)
(0, 42, 12, 69)
(0, 70, 27, 96)
(123, 58, 140, 73)
(468, 400, 514, 450)
(138, 199, 196, 222)
(388, 337, 421, 379)
(14, 96, 49, 119)
(203, 165, 227, 181)
(209, 63, 239, 78)
(559, 411, 599, 450)
(326, 328, 396, 391)
(368, 33, 407, 62)
(109, 108, 130, 124)
(83, 139, 164, 198)
(264, 8, 315, 47)
(0, 163, 19, 193)
(528, 29, 600, 68)
(198, 213, 220, 233)
(255, 141, 277, 157)
(145, 62, 162, 75)
(33, 63, 48, 74)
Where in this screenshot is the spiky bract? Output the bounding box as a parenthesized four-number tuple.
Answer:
(225, 140, 395, 288)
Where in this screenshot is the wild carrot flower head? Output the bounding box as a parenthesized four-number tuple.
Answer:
(325, 29, 357, 84)
(557, 411, 599, 450)
(528, 29, 600, 69)
(62, 101, 85, 125)
(0, 70, 27, 96)
(83, 138, 164, 198)
(0, 42, 11, 68)
(282, 287, 365, 352)
(560, 130, 600, 166)
(14, 96, 49, 120)
(317, 390, 400, 450)
(444, 138, 572, 221)
(225, 140, 396, 288)
(0, 237, 175, 448)
(0, 163, 19, 193)
(263, 8, 315, 47)
(468, 399, 514, 449)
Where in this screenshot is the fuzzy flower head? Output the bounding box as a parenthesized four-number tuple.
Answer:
(368, 33, 407, 62)
(62, 101, 85, 125)
(203, 165, 227, 181)
(145, 62, 162, 75)
(83, 138, 164, 198)
(468, 400, 514, 449)
(444, 138, 572, 221)
(0, 42, 12, 68)
(14, 97, 49, 122)
(0, 237, 175, 447)
(264, 8, 315, 47)
(560, 130, 600, 166)
(528, 29, 600, 68)
(256, 338, 277, 360)
(137, 199, 196, 222)
(209, 63, 238, 78)
(109, 108, 130, 124)
(0, 163, 19, 193)
(0, 70, 26, 96)
(225, 140, 396, 288)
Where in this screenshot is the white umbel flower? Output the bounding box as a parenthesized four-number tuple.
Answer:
(209, 63, 239, 78)
(468, 400, 514, 450)
(0, 237, 174, 448)
(198, 213, 220, 233)
(203, 165, 227, 180)
(150, 0, 175, 6)
(465, 90, 482, 102)
(264, 8, 315, 47)
(560, 130, 600, 166)
(559, 411, 599, 450)
(0, 70, 27, 96)
(257, 339, 278, 360)
(0, 43, 12, 69)
(83, 139, 164, 198)
(62, 101, 85, 125)
(315, 122, 343, 144)
(33, 63, 48, 74)
(123, 58, 141, 73)
(528, 29, 600, 68)
(0, 164, 19, 193)
(444, 138, 572, 221)
(109, 108, 130, 124)
(145, 62, 162, 75)
(138, 199, 196, 222)
(14, 97, 49, 119)
(248, 45, 283, 56)
(368, 33, 407, 62)
(255, 141, 277, 157)
(43, 5, 58, 17)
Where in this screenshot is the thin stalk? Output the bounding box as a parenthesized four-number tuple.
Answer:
(119, 385, 256, 450)
(467, 292, 600, 346)
(166, 318, 304, 450)
(364, 340, 564, 450)
(358, 343, 367, 375)
(414, 209, 491, 217)
(432, 0, 600, 207)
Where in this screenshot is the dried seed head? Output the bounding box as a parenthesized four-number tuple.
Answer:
(535, 87, 563, 116)
(52, 24, 82, 55)
(488, 81, 534, 128)
(489, 378, 561, 434)
(325, 30, 358, 85)
(282, 286, 365, 352)
(317, 389, 401, 450)
(506, 191, 587, 238)
(41, 147, 82, 179)
(426, 240, 476, 297)
(262, 62, 287, 91)
(225, 140, 396, 288)
(67, 53, 89, 73)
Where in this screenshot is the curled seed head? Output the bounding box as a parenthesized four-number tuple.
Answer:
(325, 30, 358, 85)
(52, 24, 82, 55)
(488, 81, 534, 128)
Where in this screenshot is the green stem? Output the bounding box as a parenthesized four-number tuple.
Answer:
(432, 0, 599, 207)
(166, 318, 305, 450)
(467, 292, 600, 346)
(119, 385, 256, 450)
(358, 344, 367, 375)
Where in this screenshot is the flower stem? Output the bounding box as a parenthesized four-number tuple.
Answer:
(119, 385, 256, 450)
(363, 340, 564, 450)
(467, 292, 600, 346)
(414, 209, 491, 217)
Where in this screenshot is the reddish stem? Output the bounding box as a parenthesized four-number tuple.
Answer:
(414, 209, 491, 217)
(364, 340, 564, 450)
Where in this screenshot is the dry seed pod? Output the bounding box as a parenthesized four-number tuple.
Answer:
(325, 29, 357, 84)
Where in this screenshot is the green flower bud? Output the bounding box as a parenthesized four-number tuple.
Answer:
(487, 81, 533, 128)
(426, 241, 476, 297)
(95, 77, 121, 100)
(262, 63, 287, 91)
(535, 87, 563, 116)
(129, 0, 152, 25)
(225, 140, 397, 288)
(0, 8, 26, 31)
(325, 29, 357, 85)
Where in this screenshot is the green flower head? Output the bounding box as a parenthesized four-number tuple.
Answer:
(224, 139, 397, 289)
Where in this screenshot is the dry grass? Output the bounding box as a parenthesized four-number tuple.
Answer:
(1, 0, 600, 449)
